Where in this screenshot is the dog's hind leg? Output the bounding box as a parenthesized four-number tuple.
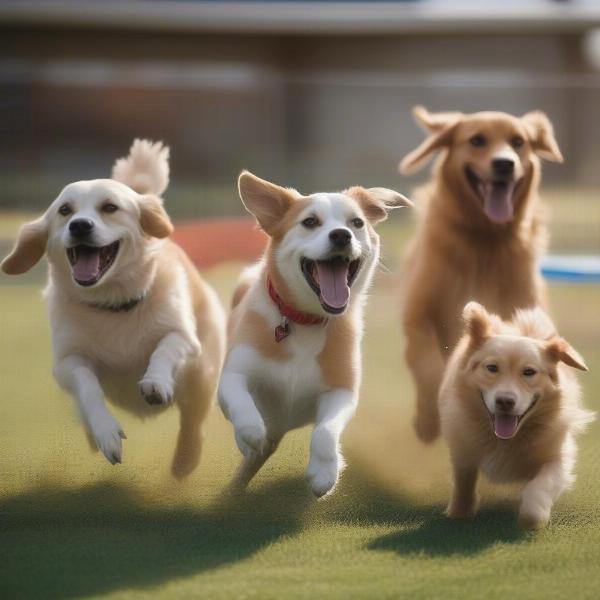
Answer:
(229, 437, 282, 491)
(404, 321, 445, 443)
(171, 367, 215, 479)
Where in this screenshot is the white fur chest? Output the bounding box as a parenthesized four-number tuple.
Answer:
(51, 301, 167, 373)
(46, 264, 197, 376)
(227, 290, 330, 436)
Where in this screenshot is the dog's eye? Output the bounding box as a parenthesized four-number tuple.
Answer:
(511, 136, 525, 149)
(469, 134, 486, 148)
(58, 204, 72, 216)
(486, 364, 499, 373)
(301, 216, 320, 229)
(523, 367, 537, 377)
(351, 217, 364, 229)
(102, 203, 119, 214)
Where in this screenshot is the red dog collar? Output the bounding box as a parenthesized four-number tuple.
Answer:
(267, 275, 326, 341)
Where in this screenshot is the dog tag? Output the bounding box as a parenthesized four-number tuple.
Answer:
(274, 317, 290, 342)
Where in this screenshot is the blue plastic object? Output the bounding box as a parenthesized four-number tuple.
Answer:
(541, 255, 600, 283)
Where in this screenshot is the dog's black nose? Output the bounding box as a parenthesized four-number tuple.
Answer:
(69, 218, 94, 238)
(492, 158, 515, 178)
(329, 228, 352, 248)
(495, 396, 516, 412)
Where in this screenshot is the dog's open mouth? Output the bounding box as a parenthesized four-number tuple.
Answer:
(301, 256, 361, 314)
(66, 242, 120, 286)
(482, 393, 539, 440)
(465, 166, 520, 224)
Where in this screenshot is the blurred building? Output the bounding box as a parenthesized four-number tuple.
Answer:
(1, 0, 600, 216)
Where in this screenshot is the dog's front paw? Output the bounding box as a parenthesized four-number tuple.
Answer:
(518, 507, 550, 531)
(88, 412, 126, 465)
(306, 426, 342, 498)
(446, 497, 479, 519)
(139, 375, 174, 405)
(234, 418, 267, 457)
(306, 455, 341, 498)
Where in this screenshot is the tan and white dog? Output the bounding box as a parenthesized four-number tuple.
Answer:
(439, 302, 594, 529)
(1, 140, 225, 477)
(219, 171, 412, 496)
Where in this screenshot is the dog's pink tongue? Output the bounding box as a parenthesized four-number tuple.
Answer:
(72, 248, 101, 282)
(316, 260, 350, 309)
(482, 181, 515, 224)
(494, 414, 518, 439)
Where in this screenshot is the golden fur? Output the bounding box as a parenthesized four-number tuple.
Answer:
(439, 302, 594, 529)
(167, 242, 227, 475)
(400, 106, 563, 443)
(1, 140, 226, 476)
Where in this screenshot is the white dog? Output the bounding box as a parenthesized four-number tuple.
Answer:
(1, 140, 226, 477)
(218, 171, 412, 496)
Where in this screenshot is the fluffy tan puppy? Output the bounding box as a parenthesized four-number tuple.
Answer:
(400, 106, 563, 443)
(439, 302, 594, 529)
(1, 140, 225, 477)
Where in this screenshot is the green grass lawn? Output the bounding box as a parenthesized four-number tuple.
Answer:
(1, 221, 600, 599)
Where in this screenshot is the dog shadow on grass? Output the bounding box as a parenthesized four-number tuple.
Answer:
(366, 506, 524, 557)
(0, 464, 525, 598)
(332, 463, 525, 557)
(0, 476, 313, 599)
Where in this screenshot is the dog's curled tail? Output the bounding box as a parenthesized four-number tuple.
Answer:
(112, 139, 170, 196)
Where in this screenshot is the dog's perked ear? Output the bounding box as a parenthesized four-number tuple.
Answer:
(139, 195, 174, 238)
(345, 186, 413, 226)
(545, 336, 588, 372)
(1, 216, 48, 274)
(399, 106, 463, 175)
(238, 170, 296, 235)
(521, 111, 564, 163)
(462, 301, 494, 347)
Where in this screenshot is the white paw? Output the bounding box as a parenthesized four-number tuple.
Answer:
(306, 454, 340, 498)
(88, 411, 126, 465)
(139, 375, 174, 405)
(234, 418, 267, 457)
(518, 506, 551, 530)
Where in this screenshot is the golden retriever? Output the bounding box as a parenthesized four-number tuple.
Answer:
(439, 302, 594, 529)
(1, 140, 226, 477)
(399, 106, 563, 443)
(218, 172, 412, 495)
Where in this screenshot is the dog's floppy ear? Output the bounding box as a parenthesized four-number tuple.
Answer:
(139, 194, 173, 238)
(399, 106, 463, 175)
(462, 301, 495, 347)
(1, 216, 48, 274)
(238, 170, 296, 235)
(545, 336, 588, 372)
(345, 186, 413, 226)
(413, 105, 464, 133)
(521, 111, 563, 163)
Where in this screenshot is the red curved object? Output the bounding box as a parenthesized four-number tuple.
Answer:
(171, 217, 268, 268)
